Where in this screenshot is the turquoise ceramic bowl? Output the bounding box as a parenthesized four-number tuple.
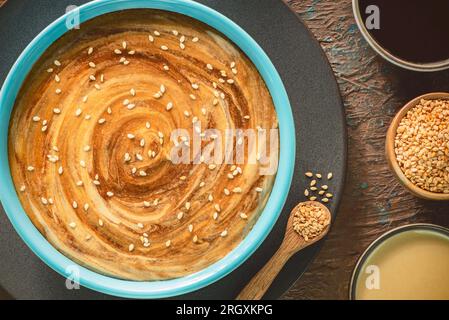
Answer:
(0, 0, 295, 298)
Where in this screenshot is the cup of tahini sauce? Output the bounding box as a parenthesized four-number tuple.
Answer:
(352, 0, 449, 71)
(350, 224, 449, 300)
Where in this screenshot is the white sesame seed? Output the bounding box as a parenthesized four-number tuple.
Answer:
(127, 104, 136, 110)
(72, 201, 78, 209)
(154, 30, 160, 36)
(106, 191, 114, 197)
(161, 45, 169, 51)
(255, 187, 263, 193)
(55, 89, 62, 94)
(88, 47, 94, 55)
(54, 75, 60, 83)
(98, 118, 106, 124)
(84, 203, 89, 211)
(58, 166, 63, 175)
(177, 212, 184, 220)
(127, 133, 135, 139)
(165, 240, 171, 247)
(88, 62, 96, 68)
(27, 166, 35, 172)
(240, 212, 248, 220)
(148, 35, 154, 42)
(192, 37, 199, 42)
(20, 185, 26, 192)
(220, 230, 228, 237)
(166, 102, 173, 111)
(188, 224, 193, 233)
(69, 222, 76, 229)
(206, 63, 213, 70)
(54, 60, 61, 66)
(99, 219, 104, 227)
(122, 41, 127, 49)
(80, 160, 86, 168)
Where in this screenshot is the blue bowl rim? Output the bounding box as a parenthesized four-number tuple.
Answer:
(0, 0, 295, 299)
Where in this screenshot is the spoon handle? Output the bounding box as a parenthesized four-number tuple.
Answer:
(236, 244, 293, 300)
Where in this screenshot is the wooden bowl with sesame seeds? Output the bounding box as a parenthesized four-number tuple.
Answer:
(386, 92, 449, 201)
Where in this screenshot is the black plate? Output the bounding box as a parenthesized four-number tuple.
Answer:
(0, 0, 346, 299)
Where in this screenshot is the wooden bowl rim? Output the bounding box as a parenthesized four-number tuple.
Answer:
(386, 92, 449, 201)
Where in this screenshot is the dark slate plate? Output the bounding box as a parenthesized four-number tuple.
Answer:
(0, 0, 346, 299)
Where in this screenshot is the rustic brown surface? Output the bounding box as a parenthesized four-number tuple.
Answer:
(281, 0, 449, 300)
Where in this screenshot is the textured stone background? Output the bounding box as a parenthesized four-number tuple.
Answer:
(282, 0, 449, 300)
(1, 0, 449, 300)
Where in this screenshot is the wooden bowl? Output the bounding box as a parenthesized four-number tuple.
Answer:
(385, 92, 449, 201)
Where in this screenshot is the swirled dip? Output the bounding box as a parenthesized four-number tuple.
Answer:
(8, 10, 278, 280)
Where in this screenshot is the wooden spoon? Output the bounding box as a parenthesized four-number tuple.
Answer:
(236, 201, 331, 300)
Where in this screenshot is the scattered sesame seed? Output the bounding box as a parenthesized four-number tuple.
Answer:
(128, 244, 134, 252)
(69, 222, 76, 229)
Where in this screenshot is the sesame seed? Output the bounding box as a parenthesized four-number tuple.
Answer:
(99, 219, 104, 227)
(53, 108, 61, 114)
(213, 212, 219, 220)
(128, 50, 135, 55)
(87, 47, 94, 55)
(193, 235, 198, 243)
(154, 30, 160, 36)
(148, 35, 154, 42)
(128, 244, 134, 252)
(161, 45, 169, 51)
(166, 102, 173, 111)
(192, 37, 199, 42)
(89, 75, 96, 81)
(69, 222, 76, 229)
(255, 187, 263, 193)
(58, 166, 63, 175)
(80, 160, 86, 168)
(98, 118, 106, 124)
(55, 89, 62, 94)
(27, 166, 35, 172)
(327, 173, 333, 180)
(54, 60, 61, 66)
(32, 116, 41, 122)
(240, 212, 248, 220)
(75, 108, 82, 117)
(88, 62, 96, 68)
(177, 212, 184, 220)
(127, 104, 136, 110)
(72, 201, 78, 209)
(83, 203, 89, 211)
(188, 224, 194, 233)
(220, 230, 228, 237)
(54, 75, 60, 83)
(122, 41, 127, 49)
(166, 240, 171, 247)
(127, 133, 135, 139)
(206, 63, 213, 70)
(20, 185, 26, 192)
(143, 201, 151, 208)
(106, 191, 114, 197)
(305, 172, 313, 178)
(180, 43, 186, 50)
